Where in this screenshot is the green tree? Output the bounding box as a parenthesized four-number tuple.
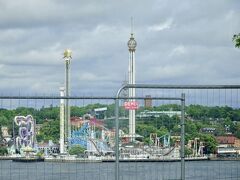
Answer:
(0, 146, 8, 155)
(38, 120, 60, 143)
(0, 116, 9, 126)
(199, 134, 218, 154)
(187, 105, 206, 119)
(234, 123, 240, 139)
(233, 33, 240, 48)
(15, 107, 35, 116)
(37, 107, 59, 121)
(185, 120, 198, 136)
(185, 147, 193, 156)
(69, 145, 86, 155)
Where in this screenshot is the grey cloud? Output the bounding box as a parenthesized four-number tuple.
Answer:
(0, 0, 109, 29)
(0, 0, 239, 96)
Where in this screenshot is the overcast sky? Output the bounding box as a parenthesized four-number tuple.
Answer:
(0, 0, 240, 96)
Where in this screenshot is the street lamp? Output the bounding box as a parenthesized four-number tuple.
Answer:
(63, 49, 72, 149)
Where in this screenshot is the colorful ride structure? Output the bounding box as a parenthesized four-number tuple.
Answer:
(187, 138, 204, 157)
(69, 117, 113, 155)
(150, 132, 171, 148)
(14, 115, 35, 154)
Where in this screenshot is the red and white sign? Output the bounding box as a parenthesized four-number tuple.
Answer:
(124, 101, 139, 110)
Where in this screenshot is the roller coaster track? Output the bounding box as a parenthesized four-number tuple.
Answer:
(88, 138, 101, 154)
(163, 146, 176, 156)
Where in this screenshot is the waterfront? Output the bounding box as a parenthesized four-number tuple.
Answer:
(0, 160, 240, 180)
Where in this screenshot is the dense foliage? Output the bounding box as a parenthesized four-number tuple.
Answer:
(69, 145, 86, 155)
(0, 146, 8, 155)
(233, 33, 240, 48)
(37, 120, 60, 143)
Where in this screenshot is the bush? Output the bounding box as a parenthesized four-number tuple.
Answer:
(69, 145, 86, 155)
(0, 146, 8, 156)
(185, 147, 193, 156)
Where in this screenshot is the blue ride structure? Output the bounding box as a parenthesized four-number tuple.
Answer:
(69, 121, 113, 155)
(70, 122, 89, 148)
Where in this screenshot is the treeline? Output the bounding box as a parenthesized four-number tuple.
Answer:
(138, 104, 240, 121)
(187, 105, 240, 121)
(0, 103, 118, 126)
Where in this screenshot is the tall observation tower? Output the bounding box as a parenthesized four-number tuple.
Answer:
(127, 30, 137, 142)
(63, 49, 72, 149)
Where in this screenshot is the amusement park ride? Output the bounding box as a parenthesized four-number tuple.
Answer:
(13, 115, 36, 155)
(69, 115, 114, 155)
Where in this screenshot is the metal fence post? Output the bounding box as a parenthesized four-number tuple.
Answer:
(115, 98, 119, 180)
(12, 117, 15, 153)
(181, 93, 185, 180)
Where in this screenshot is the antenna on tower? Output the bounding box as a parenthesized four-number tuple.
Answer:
(131, 17, 134, 34)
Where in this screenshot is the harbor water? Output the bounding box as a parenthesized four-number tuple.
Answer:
(0, 160, 240, 180)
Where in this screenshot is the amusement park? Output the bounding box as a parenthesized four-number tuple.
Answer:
(0, 34, 190, 163)
(0, 2, 240, 179)
(0, 30, 240, 180)
(2, 107, 184, 161)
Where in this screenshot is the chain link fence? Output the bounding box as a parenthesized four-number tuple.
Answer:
(0, 84, 240, 179)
